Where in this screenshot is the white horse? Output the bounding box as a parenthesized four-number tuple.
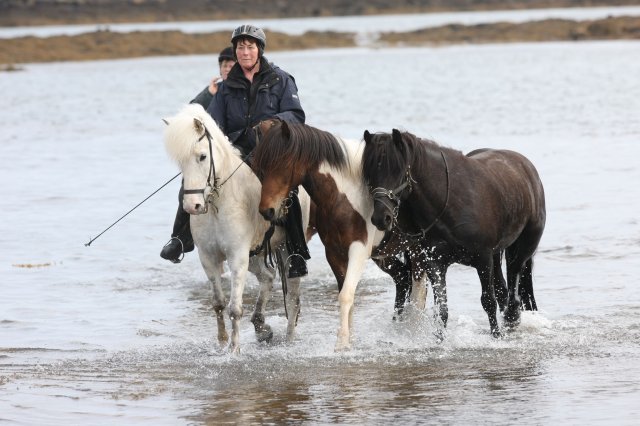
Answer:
(163, 104, 312, 353)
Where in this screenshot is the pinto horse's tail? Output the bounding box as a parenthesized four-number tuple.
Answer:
(519, 257, 537, 311)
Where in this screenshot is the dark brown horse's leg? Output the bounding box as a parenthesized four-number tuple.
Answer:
(493, 251, 508, 312)
(519, 258, 537, 311)
(477, 256, 500, 337)
(425, 261, 449, 329)
(373, 255, 412, 319)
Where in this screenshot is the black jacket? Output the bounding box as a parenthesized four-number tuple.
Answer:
(206, 57, 305, 156)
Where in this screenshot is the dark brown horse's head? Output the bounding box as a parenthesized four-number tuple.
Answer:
(252, 120, 346, 222)
(362, 129, 414, 231)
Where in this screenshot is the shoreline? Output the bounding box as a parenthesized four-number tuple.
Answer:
(3, 1, 639, 27)
(1, 16, 639, 67)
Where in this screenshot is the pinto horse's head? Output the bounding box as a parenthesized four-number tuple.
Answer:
(362, 129, 413, 231)
(252, 120, 345, 222)
(163, 104, 229, 215)
(251, 120, 302, 221)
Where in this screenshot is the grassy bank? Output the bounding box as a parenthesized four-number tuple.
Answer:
(1, 16, 639, 66)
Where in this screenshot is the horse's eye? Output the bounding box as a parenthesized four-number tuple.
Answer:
(199, 154, 207, 162)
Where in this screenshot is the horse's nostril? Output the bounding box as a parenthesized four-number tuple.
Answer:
(194, 203, 201, 211)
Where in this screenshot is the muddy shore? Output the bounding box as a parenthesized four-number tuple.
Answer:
(1, 15, 639, 66)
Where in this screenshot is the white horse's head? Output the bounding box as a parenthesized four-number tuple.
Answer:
(163, 104, 233, 215)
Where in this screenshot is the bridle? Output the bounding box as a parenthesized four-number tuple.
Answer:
(370, 167, 416, 224)
(370, 151, 450, 240)
(181, 119, 250, 214)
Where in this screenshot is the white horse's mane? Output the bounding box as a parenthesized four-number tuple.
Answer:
(163, 103, 236, 166)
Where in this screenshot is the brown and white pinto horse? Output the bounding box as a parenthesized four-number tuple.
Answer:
(362, 129, 546, 337)
(251, 120, 430, 351)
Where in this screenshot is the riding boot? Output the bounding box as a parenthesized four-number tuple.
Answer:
(284, 188, 310, 278)
(160, 183, 195, 263)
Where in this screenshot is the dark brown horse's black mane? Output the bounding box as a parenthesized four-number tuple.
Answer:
(253, 121, 347, 177)
(362, 130, 451, 186)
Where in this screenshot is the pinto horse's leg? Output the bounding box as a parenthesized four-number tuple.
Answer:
(333, 243, 369, 352)
(248, 256, 275, 343)
(476, 255, 500, 337)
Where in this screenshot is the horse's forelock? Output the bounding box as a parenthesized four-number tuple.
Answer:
(164, 104, 229, 165)
(362, 131, 412, 186)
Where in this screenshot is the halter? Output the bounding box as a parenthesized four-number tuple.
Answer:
(370, 167, 415, 223)
(182, 121, 221, 213)
(370, 151, 450, 240)
(182, 119, 256, 214)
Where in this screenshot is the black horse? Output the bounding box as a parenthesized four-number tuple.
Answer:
(362, 129, 546, 336)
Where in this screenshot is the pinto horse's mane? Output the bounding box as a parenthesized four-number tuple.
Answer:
(253, 121, 350, 178)
(163, 103, 235, 166)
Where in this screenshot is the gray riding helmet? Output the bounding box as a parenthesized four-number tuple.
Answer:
(231, 24, 266, 57)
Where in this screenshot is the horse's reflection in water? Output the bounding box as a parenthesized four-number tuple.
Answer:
(163, 104, 313, 353)
(252, 120, 439, 351)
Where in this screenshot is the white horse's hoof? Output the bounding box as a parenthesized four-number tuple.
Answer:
(334, 341, 352, 352)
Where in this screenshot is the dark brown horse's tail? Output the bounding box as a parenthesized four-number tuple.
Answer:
(519, 257, 538, 311)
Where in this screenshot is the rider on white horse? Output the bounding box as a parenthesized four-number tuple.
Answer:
(161, 24, 310, 278)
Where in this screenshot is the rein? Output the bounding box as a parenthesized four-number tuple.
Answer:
(372, 151, 450, 241)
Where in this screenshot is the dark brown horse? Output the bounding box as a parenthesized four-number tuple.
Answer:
(251, 120, 432, 350)
(362, 129, 546, 336)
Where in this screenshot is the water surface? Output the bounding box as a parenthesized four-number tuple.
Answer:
(1, 41, 639, 424)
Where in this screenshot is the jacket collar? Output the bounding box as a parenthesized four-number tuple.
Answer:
(226, 57, 274, 89)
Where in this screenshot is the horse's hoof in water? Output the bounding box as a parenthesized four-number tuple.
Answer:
(433, 328, 446, 343)
(503, 306, 522, 328)
(491, 328, 503, 338)
(217, 333, 229, 347)
(392, 311, 407, 322)
(255, 325, 274, 343)
(334, 340, 352, 352)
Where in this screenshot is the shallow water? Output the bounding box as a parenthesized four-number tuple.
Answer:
(1, 40, 640, 424)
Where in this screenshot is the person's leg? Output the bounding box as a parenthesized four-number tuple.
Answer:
(284, 188, 310, 278)
(160, 183, 194, 263)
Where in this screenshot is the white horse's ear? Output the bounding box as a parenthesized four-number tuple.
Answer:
(193, 118, 205, 135)
(162, 118, 169, 125)
(363, 130, 372, 144)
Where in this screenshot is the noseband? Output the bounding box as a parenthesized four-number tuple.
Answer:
(370, 167, 415, 223)
(370, 151, 450, 239)
(183, 123, 220, 213)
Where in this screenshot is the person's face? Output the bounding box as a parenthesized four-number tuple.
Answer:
(219, 59, 235, 80)
(235, 38, 259, 70)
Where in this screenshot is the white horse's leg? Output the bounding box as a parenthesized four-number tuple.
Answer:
(335, 243, 368, 352)
(227, 255, 250, 353)
(248, 256, 275, 343)
(197, 251, 228, 347)
(284, 276, 302, 343)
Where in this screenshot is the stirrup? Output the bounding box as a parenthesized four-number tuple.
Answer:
(163, 237, 185, 264)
